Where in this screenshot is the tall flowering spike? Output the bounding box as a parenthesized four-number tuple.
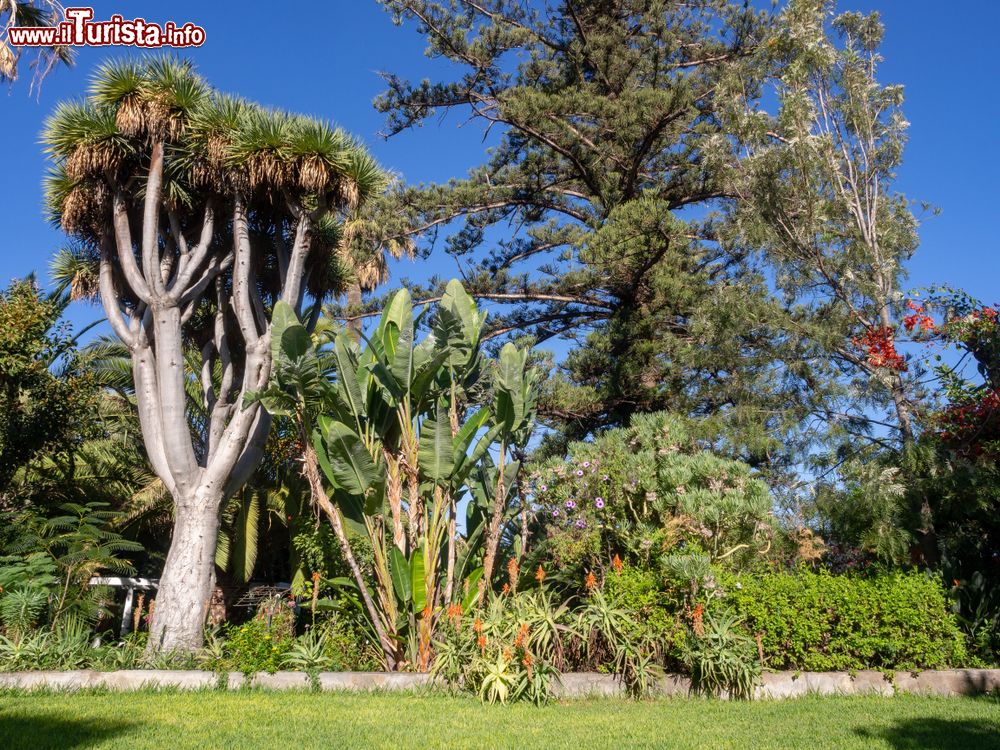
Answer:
(611, 554, 624, 574)
(506, 557, 520, 594)
(514, 622, 530, 648)
(692, 603, 705, 638)
(534, 565, 545, 583)
(584, 571, 597, 591)
(446, 602, 463, 628)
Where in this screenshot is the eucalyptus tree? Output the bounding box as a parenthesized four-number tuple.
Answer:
(732, 0, 921, 448)
(42, 58, 386, 653)
(257, 280, 537, 669)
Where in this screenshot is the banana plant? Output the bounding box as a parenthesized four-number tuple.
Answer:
(479, 343, 539, 596)
(252, 280, 537, 671)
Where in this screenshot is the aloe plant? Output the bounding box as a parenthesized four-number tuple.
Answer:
(253, 280, 538, 670)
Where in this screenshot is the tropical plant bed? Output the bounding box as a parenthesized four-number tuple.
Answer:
(0, 691, 998, 750)
(1, 668, 999, 700)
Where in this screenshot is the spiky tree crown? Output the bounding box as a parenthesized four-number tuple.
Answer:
(43, 57, 387, 301)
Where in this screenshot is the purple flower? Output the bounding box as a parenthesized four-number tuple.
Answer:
(575, 469, 584, 477)
(594, 498, 605, 509)
(551, 509, 560, 518)
(565, 500, 576, 510)
(582, 461, 591, 468)
(575, 519, 587, 529)
(539, 485, 548, 492)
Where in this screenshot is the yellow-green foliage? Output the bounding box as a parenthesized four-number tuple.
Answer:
(722, 569, 967, 671)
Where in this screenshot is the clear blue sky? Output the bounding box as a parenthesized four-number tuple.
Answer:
(2, 0, 996, 335)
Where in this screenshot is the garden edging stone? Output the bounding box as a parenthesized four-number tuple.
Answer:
(1, 669, 998, 698)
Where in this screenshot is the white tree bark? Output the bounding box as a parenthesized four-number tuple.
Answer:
(98, 141, 321, 654)
(147, 487, 224, 652)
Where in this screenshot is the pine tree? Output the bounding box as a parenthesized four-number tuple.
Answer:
(373, 1, 818, 469)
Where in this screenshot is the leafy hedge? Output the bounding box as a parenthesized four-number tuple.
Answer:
(722, 569, 966, 671)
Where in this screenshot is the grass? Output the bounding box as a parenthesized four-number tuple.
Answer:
(0, 690, 998, 749)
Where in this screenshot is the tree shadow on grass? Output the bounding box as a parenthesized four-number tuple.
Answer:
(0, 713, 136, 750)
(856, 718, 1000, 750)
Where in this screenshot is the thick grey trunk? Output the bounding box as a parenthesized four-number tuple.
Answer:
(147, 490, 223, 654)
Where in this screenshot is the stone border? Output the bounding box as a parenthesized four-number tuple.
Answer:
(0, 669, 998, 698)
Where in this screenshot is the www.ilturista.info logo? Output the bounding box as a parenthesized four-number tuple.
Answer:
(7, 7, 205, 48)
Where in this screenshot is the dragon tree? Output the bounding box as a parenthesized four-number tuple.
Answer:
(43, 58, 386, 653)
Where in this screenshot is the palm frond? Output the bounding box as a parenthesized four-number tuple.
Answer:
(50, 244, 100, 301)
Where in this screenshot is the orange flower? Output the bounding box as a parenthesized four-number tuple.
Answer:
(514, 622, 530, 648)
(501, 582, 510, 595)
(507, 557, 520, 594)
(473, 617, 483, 634)
(534, 565, 546, 583)
(477, 634, 487, 651)
(311, 570, 321, 583)
(584, 571, 597, 591)
(446, 602, 463, 627)
(503, 647, 512, 662)
(692, 603, 705, 638)
(611, 554, 624, 573)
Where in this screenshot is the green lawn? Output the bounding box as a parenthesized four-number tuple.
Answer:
(0, 690, 998, 750)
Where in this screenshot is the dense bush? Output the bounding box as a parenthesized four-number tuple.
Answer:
(527, 412, 776, 589)
(602, 566, 682, 661)
(219, 607, 295, 676)
(318, 613, 382, 671)
(722, 569, 966, 671)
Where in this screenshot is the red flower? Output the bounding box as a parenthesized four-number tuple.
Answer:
(853, 325, 906, 371)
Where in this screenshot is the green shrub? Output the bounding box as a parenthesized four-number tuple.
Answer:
(320, 615, 382, 671)
(222, 618, 293, 676)
(723, 569, 967, 671)
(682, 607, 761, 699)
(527, 412, 775, 588)
(603, 567, 681, 658)
(0, 587, 48, 637)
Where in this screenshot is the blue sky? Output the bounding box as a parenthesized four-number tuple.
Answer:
(2, 0, 996, 336)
